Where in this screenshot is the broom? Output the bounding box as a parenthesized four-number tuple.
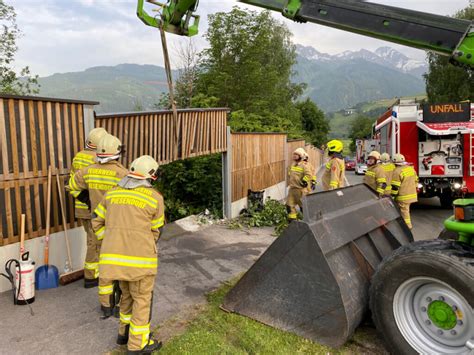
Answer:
(56, 172, 84, 285)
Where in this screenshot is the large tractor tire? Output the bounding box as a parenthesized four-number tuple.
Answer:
(370, 240, 474, 354)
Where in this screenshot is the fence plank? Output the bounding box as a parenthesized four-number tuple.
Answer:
(0, 99, 10, 179)
(8, 99, 20, 179)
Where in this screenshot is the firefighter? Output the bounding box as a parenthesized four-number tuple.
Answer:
(92, 155, 164, 354)
(302, 152, 317, 194)
(364, 151, 387, 196)
(287, 148, 314, 220)
(321, 139, 345, 190)
(391, 153, 418, 229)
(380, 153, 395, 195)
(69, 134, 128, 317)
(69, 127, 107, 288)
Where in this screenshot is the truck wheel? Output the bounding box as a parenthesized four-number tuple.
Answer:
(370, 240, 474, 354)
(438, 228, 459, 241)
(440, 193, 454, 209)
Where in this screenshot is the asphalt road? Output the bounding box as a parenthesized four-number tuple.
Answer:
(346, 170, 452, 241)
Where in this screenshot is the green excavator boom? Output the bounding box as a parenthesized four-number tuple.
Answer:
(137, 0, 474, 68)
(137, 0, 199, 36)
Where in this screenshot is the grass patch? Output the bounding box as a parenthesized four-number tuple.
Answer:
(158, 280, 385, 355)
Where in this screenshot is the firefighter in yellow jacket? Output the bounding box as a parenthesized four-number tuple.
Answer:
(287, 148, 315, 220)
(69, 127, 107, 288)
(69, 134, 128, 317)
(321, 140, 345, 190)
(302, 153, 317, 194)
(364, 151, 387, 196)
(92, 155, 165, 354)
(380, 153, 396, 195)
(391, 153, 418, 229)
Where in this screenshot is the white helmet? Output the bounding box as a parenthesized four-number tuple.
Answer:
(86, 127, 107, 149)
(380, 153, 391, 163)
(294, 148, 307, 159)
(368, 151, 381, 161)
(393, 153, 406, 165)
(128, 155, 159, 180)
(96, 134, 122, 159)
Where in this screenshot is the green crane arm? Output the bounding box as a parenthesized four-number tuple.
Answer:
(137, 0, 474, 67)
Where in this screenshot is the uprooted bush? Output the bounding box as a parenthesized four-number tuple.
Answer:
(228, 198, 289, 236)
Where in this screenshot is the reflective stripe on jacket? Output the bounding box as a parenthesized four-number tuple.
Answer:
(68, 160, 128, 218)
(288, 161, 313, 190)
(70, 149, 97, 218)
(92, 186, 165, 281)
(391, 165, 418, 203)
(321, 157, 345, 190)
(364, 164, 387, 195)
(382, 162, 396, 194)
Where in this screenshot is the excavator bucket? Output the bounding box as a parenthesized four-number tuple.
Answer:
(221, 184, 413, 348)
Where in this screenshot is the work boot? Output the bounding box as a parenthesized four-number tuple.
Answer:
(116, 325, 129, 345)
(101, 305, 113, 319)
(84, 278, 98, 288)
(127, 340, 162, 354)
(113, 305, 120, 319)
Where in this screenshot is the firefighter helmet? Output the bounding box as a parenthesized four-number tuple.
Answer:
(96, 134, 122, 158)
(128, 155, 159, 180)
(86, 128, 107, 149)
(368, 151, 381, 161)
(393, 153, 406, 164)
(293, 148, 307, 159)
(380, 152, 391, 163)
(327, 140, 343, 153)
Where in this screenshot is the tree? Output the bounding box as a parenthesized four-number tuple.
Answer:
(424, 7, 473, 103)
(196, 7, 305, 135)
(174, 39, 199, 108)
(348, 115, 374, 152)
(295, 98, 329, 147)
(0, 1, 39, 95)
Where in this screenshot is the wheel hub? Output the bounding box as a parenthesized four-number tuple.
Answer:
(427, 300, 457, 330)
(393, 277, 474, 354)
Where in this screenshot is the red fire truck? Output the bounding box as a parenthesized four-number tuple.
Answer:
(373, 99, 474, 207)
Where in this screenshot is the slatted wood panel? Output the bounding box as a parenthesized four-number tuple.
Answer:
(231, 133, 287, 202)
(0, 94, 97, 246)
(305, 144, 324, 171)
(95, 109, 228, 167)
(287, 139, 306, 164)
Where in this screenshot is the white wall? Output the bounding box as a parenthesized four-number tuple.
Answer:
(230, 181, 287, 218)
(0, 227, 86, 293)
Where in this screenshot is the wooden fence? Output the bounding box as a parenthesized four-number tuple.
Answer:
(231, 135, 324, 202)
(95, 108, 228, 167)
(0, 94, 98, 246)
(231, 133, 287, 202)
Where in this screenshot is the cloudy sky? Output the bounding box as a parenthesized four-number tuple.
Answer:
(10, 0, 471, 76)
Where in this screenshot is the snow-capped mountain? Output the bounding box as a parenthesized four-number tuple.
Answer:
(296, 44, 428, 77)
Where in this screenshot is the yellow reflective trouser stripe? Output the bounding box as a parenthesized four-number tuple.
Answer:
(291, 166, 304, 172)
(151, 215, 165, 230)
(130, 322, 150, 349)
(100, 254, 158, 268)
(376, 178, 387, 183)
(397, 194, 417, 201)
(75, 200, 89, 209)
(376, 188, 385, 194)
(329, 181, 338, 187)
(95, 203, 106, 219)
(96, 226, 105, 240)
(325, 162, 331, 169)
(288, 212, 297, 219)
(120, 313, 132, 324)
(84, 262, 99, 278)
(106, 191, 157, 208)
(99, 285, 113, 295)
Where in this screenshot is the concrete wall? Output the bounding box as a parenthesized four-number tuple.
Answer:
(0, 228, 86, 293)
(230, 181, 287, 218)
